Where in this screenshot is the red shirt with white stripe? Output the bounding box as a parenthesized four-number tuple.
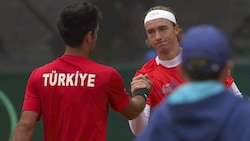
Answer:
(135, 57, 239, 108)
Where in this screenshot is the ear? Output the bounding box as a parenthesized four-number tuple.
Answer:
(174, 24, 180, 35)
(84, 31, 93, 44)
(219, 61, 233, 82)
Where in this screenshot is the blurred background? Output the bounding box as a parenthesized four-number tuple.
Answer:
(0, 0, 250, 141)
(0, 0, 249, 70)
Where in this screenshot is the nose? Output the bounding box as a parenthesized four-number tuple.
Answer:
(155, 31, 162, 41)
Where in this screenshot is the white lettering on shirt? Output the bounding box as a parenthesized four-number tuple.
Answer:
(42, 70, 96, 87)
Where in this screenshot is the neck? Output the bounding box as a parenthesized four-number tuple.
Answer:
(157, 44, 180, 60)
(64, 45, 89, 58)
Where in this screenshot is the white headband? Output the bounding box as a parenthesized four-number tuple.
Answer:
(144, 10, 177, 24)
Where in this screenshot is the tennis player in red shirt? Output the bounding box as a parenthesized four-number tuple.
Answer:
(129, 5, 243, 136)
(11, 2, 152, 141)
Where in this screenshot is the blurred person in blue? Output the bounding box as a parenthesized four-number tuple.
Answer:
(144, 49, 157, 63)
(134, 25, 250, 141)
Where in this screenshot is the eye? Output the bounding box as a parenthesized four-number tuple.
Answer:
(159, 26, 167, 31)
(147, 30, 155, 35)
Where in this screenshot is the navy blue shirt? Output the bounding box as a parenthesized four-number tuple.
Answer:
(134, 81, 250, 141)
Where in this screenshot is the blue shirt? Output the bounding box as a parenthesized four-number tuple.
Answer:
(134, 81, 250, 141)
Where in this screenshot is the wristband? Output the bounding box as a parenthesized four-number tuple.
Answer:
(134, 88, 149, 100)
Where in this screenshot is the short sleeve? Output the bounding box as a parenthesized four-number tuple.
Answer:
(22, 69, 41, 117)
(107, 69, 130, 112)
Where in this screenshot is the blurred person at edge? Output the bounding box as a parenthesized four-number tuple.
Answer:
(11, 1, 152, 141)
(129, 5, 243, 136)
(134, 24, 250, 141)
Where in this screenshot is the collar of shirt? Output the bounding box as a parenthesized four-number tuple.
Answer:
(155, 48, 182, 68)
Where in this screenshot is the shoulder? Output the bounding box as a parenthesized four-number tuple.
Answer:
(149, 101, 170, 125)
(234, 98, 250, 114)
(135, 102, 171, 141)
(136, 58, 157, 75)
(90, 63, 121, 78)
(87, 63, 123, 82)
(218, 90, 250, 117)
(224, 97, 250, 138)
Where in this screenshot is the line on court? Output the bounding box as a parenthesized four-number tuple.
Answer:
(0, 90, 18, 141)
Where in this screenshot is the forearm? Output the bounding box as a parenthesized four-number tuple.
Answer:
(120, 95, 146, 120)
(129, 104, 150, 136)
(12, 123, 34, 141)
(121, 88, 150, 119)
(120, 74, 152, 119)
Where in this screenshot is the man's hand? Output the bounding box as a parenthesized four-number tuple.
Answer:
(130, 74, 152, 97)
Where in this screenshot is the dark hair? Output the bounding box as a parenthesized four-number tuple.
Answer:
(182, 58, 223, 81)
(57, 1, 102, 47)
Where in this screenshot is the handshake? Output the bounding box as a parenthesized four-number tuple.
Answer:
(131, 74, 152, 100)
